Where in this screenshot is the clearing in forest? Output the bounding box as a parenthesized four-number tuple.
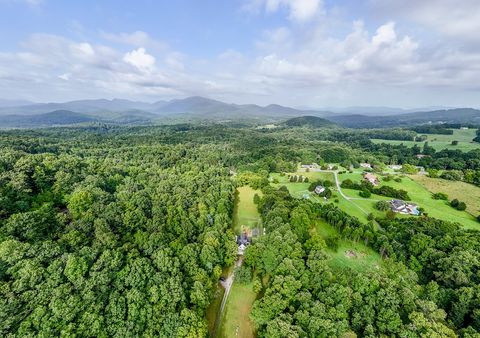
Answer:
(218, 281, 257, 338)
(371, 129, 479, 152)
(410, 175, 480, 217)
(313, 220, 382, 272)
(338, 171, 480, 229)
(270, 171, 372, 223)
(232, 186, 262, 234)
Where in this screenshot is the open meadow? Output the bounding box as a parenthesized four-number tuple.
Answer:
(233, 186, 263, 234)
(371, 129, 479, 151)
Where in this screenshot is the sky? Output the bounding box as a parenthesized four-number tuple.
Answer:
(0, 0, 479, 108)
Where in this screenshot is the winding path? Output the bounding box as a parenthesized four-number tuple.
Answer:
(212, 256, 243, 338)
(312, 169, 372, 215)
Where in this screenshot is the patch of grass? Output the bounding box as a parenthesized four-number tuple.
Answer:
(219, 281, 257, 338)
(233, 186, 262, 234)
(313, 220, 382, 272)
(410, 175, 480, 217)
(339, 174, 479, 229)
(371, 129, 479, 152)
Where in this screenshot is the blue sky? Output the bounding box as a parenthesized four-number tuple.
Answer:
(0, 0, 479, 108)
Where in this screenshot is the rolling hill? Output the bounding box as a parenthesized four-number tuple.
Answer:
(0, 96, 478, 128)
(283, 116, 337, 128)
(327, 108, 480, 128)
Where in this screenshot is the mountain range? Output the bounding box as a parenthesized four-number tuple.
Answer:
(0, 96, 478, 129)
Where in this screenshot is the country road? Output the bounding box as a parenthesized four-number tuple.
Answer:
(212, 256, 243, 338)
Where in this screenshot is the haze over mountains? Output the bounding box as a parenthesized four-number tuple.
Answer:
(0, 96, 478, 129)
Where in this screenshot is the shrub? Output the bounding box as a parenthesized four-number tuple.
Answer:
(359, 190, 372, 198)
(451, 140, 459, 145)
(450, 199, 459, 208)
(432, 192, 448, 200)
(235, 266, 252, 284)
(394, 177, 402, 183)
(375, 200, 390, 211)
(457, 202, 467, 211)
(325, 235, 340, 251)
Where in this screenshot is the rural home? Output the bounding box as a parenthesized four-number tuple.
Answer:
(388, 164, 403, 170)
(390, 199, 420, 216)
(363, 173, 379, 186)
(314, 185, 326, 194)
(360, 163, 372, 169)
(301, 163, 318, 169)
(236, 232, 251, 255)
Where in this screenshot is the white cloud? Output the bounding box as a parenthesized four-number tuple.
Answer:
(101, 31, 168, 50)
(246, 0, 323, 22)
(370, 0, 480, 43)
(123, 48, 156, 73)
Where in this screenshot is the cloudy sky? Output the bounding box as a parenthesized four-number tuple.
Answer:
(0, 0, 479, 108)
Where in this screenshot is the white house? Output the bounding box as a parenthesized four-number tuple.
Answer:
(314, 185, 326, 194)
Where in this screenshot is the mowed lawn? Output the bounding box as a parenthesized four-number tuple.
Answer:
(313, 220, 382, 272)
(371, 129, 479, 152)
(233, 186, 262, 234)
(219, 281, 257, 338)
(271, 171, 371, 223)
(338, 172, 480, 229)
(411, 175, 480, 217)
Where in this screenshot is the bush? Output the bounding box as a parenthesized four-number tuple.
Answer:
(325, 235, 340, 251)
(375, 200, 390, 211)
(394, 177, 402, 183)
(432, 192, 448, 200)
(401, 164, 419, 174)
(450, 199, 459, 208)
(235, 266, 252, 284)
(457, 202, 467, 211)
(451, 140, 459, 145)
(359, 190, 371, 198)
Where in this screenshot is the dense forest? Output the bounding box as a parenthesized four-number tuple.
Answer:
(1, 124, 480, 337)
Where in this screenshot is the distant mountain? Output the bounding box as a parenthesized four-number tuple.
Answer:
(0, 96, 330, 122)
(153, 96, 329, 121)
(0, 99, 33, 108)
(326, 108, 480, 128)
(0, 110, 95, 128)
(0, 99, 154, 115)
(0, 96, 478, 129)
(282, 116, 336, 128)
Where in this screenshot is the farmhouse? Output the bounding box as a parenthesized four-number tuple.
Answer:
(360, 163, 372, 169)
(314, 185, 326, 194)
(390, 199, 420, 216)
(301, 163, 318, 169)
(236, 232, 251, 255)
(388, 164, 403, 170)
(363, 173, 379, 186)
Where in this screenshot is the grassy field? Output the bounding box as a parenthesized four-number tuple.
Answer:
(233, 186, 262, 234)
(410, 175, 480, 217)
(271, 168, 480, 229)
(371, 129, 479, 152)
(313, 219, 382, 272)
(338, 171, 480, 229)
(218, 281, 257, 338)
(270, 171, 372, 223)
